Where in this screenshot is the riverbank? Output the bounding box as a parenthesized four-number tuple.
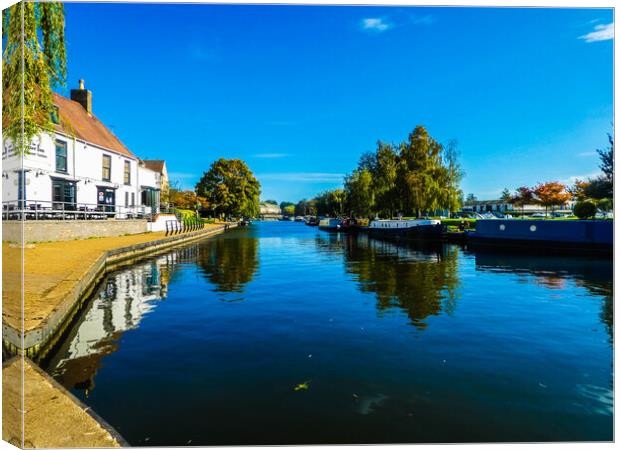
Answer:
(3, 356, 126, 447)
(3, 222, 236, 356)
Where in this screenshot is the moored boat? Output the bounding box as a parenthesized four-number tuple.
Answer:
(305, 216, 320, 226)
(318, 218, 343, 231)
(368, 219, 442, 240)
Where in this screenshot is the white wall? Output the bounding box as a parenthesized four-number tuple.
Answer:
(2, 132, 160, 214)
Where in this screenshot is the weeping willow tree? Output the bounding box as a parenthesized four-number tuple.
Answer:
(2, 1, 66, 153)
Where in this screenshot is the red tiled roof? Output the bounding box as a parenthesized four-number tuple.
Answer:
(53, 93, 136, 159)
(142, 160, 166, 172)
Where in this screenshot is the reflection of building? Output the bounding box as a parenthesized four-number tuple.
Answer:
(47, 252, 178, 391)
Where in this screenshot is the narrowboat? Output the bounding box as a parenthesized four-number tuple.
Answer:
(318, 218, 343, 231)
(466, 219, 612, 255)
(368, 219, 442, 240)
(305, 216, 320, 226)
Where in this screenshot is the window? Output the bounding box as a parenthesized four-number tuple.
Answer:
(125, 191, 129, 207)
(102, 154, 111, 181)
(55, 140, 67, 173)
(52, 179, 76, 208)
(124, 160, 131, 185)
(131, 193, 135, 206)
(51, 106, 60, 124)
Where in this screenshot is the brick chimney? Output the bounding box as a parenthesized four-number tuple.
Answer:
(70, 79, 92, 114)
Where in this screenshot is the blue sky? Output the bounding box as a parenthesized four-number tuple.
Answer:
(60, 4, 613, 203)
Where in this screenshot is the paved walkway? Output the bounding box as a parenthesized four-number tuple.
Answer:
(3, 357, 124, 447)
(3, 225, 224, 335)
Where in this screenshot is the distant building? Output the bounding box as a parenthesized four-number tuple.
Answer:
(141, 160, 169, 208)
(463, 199, 575, 214)
(462, 200, 513, 213)
(259, 202, 281, 215)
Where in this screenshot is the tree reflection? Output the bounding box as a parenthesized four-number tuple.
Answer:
(197, 235, 259, 293)
(318, 234, 461, 329)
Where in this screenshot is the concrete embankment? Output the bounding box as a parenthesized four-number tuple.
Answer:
(3, 223, 237, 356)
(3, 356, 126, 447)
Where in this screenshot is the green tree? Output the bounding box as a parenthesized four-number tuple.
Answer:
(344, 169, 374, 218)
(279, 201, 294, 211)
(3, 2, 67, 153)
(598, 132, 613, 182)
(574, 200, 597, 219)
(372, 141, 399, 218)
(283, 204, 295, 216)
(464, 193, 477, 205)
(500, 188, 512, 203)
(441, 139, 464, 214)
(195, 158, 261, 218)
(397, 126, 445, 217)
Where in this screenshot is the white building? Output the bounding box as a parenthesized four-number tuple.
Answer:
(2, 80, 162, 219)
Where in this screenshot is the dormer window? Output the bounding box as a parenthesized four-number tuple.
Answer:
(51, 106, 60, 124)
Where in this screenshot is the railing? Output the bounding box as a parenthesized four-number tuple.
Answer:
(2, 199, 155, 221)
(164, 217, 206, 236)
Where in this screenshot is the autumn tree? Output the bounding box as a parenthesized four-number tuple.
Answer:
(533, 181, 572, 215)
(3, 2, 67, 152)
(569, 180, 590, 201)
(195, 158, 261, 218)
(510, 186, 534, 217)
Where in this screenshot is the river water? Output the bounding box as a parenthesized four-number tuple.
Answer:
(41, 221, 613, 444)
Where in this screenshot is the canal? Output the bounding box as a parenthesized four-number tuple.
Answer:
(40, 221, 613, 444)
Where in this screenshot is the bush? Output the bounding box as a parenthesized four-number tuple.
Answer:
(597, 198, 613, 212)
(573, 201, 597, 219)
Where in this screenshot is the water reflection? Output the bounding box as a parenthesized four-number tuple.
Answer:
(317, 233, 461, 329)
(41, 251, 181, 392)
(474, 251, 613, 343)
(196, 233, 259, 293)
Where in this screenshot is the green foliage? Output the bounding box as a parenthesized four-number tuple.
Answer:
(302, 126, 463, 219)
(584, 176, 612, 200)
(279, 201, 294, 211)
(597, 197, 613, 212)
(195, 158, 261, 218)
(597, 133, 613, 182)
(573, 200, 597, 219)
(294, 381, 311, 392)
(264, 199, 278, 205)
(2, 2, 66, 153)
(314, 189, 346, 216)
(500, 188, 512, 203)
(344, 169, 374, 217)
(464, 193, 477, 205)
(282, 204, 295, 215)
(440, 218, 476, 228)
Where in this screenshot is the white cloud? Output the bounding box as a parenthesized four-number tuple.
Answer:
(254, 153, 288, 159)
(361, 18, 392, 33)
(579, 22, 614, 43)
(564, 171, 603, 185)
(257, 172, 344, 183)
